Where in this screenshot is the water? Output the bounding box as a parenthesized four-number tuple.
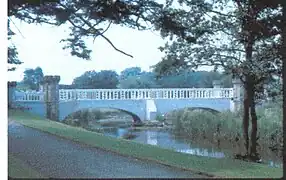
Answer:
(102, 127, 282, 168)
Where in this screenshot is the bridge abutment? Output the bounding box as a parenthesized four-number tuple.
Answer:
(43, 75, 60, 121)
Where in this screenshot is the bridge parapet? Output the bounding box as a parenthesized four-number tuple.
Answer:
(14, 91, 44, 101)
(59, 88, 234, 101)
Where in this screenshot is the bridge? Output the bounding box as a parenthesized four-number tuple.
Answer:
(8, 76, 243, 122)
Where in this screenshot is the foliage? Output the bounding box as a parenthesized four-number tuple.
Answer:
(22, 67, 44, 91)
(119, 71, 161, 89)
(72, 66, 232, 89)
(119, 67, 143, 80)
(155, 114, 165, 122)
(64, 109, 106, 127)
(8, 19, 22, 71)
(169, 105, 282, 157)
(8, 0, 188, 60)
(72, 70, 119, 89)
(156, 70, 232, 88)
(152, 0, 283, 158)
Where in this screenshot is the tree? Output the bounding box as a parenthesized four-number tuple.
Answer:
(119, 67, 142, 79)
(152, 0, 282, 160)
(22, 67, 44, 91)
(119, 71, 161, 89)
(72, 70, 119, 89)
(8, 19, 22, 71)
(8, 0, 180, 59)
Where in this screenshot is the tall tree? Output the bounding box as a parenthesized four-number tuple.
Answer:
(152, 0, 282, 160)
(119, 67, 142, 80)
(72, 70, 119, 89)
(22, 67, 44, 91)
(119, 71, 161, 89)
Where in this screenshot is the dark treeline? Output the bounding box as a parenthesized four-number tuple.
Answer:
(59, 67, 233, 89)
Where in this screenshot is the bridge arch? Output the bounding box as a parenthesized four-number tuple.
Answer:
(63, 107, 141, 123)
(58, 100, 145, 122)
(154, 98, 232, 117)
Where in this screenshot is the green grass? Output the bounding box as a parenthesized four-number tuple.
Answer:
(8, 154, 44, 178)
(8, 110, 283, 178)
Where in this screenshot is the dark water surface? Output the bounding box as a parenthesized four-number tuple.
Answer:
(102, 127, 282, 168)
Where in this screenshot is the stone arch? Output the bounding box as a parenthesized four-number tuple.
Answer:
(59, 100, 143, 123)
(62, 107, 142, 123)
(154, 99, 231, 117)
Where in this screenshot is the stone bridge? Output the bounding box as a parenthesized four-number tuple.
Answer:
(8, 76, 243, 122)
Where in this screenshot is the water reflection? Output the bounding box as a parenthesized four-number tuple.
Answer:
(102, 127, 282, 168)
(146, 131, 158, 145)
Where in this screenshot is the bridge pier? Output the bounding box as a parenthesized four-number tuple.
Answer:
(146, 99, 157, 120)
(43, 76, 60, 121)
(212, 80, 222, 98)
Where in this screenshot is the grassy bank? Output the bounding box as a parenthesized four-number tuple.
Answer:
(167, 103, 282, 156)
(8, 110, 282, 178)
(8, 155, 44, 178)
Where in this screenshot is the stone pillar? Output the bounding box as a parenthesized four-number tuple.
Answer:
(232, 78, 243, 111)
(43, 75, 60, 121)
(212, 80, 221, 98)
(8, 81, 17, 108)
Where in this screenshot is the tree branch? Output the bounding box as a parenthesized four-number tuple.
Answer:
(59, 2, 134, 58)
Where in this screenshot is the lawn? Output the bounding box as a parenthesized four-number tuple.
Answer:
(8, 109, 283, 178)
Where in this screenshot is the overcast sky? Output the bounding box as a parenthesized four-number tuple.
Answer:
(8, 18, 170, 84)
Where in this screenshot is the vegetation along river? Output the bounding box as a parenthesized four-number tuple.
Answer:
(100, 126, 282, 168)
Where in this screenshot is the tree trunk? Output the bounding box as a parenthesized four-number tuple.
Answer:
(243, 83, 250, 155)
(242, 2, 255, 155)
(249, 82, 258, 158)
(281, 0, 286, 171)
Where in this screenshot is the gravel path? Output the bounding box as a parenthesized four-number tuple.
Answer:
(8, 122, 196, 178)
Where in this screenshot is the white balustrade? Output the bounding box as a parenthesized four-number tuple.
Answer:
(15, 91, 44, 101)
(58, 88, 234, 101)
(14, 88, 234, 102)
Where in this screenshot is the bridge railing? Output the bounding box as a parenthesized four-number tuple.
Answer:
(59, 88, 234, 101)
(14, 91, 44, 101)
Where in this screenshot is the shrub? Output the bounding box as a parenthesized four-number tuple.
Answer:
(155, 114, 165, 122)
(65, 109, 107, 127)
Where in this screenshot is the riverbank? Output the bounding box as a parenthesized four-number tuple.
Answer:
(8, 110, 283, 178)
(167, 106, 282, 160)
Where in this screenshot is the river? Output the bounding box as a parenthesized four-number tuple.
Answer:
(100, 126, 282, 168)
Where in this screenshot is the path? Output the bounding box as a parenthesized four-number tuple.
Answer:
(8, 122, 196, 178)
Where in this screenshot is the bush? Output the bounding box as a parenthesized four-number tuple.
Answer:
(155, 114, 165, 122)
(65, 109, 107, 127)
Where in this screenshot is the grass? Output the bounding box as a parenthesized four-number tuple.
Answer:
(8, 109, 283, 178)
(8, 154, 44, 178)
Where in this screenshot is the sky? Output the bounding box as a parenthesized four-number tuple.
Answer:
(8, 18, 169, 84)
